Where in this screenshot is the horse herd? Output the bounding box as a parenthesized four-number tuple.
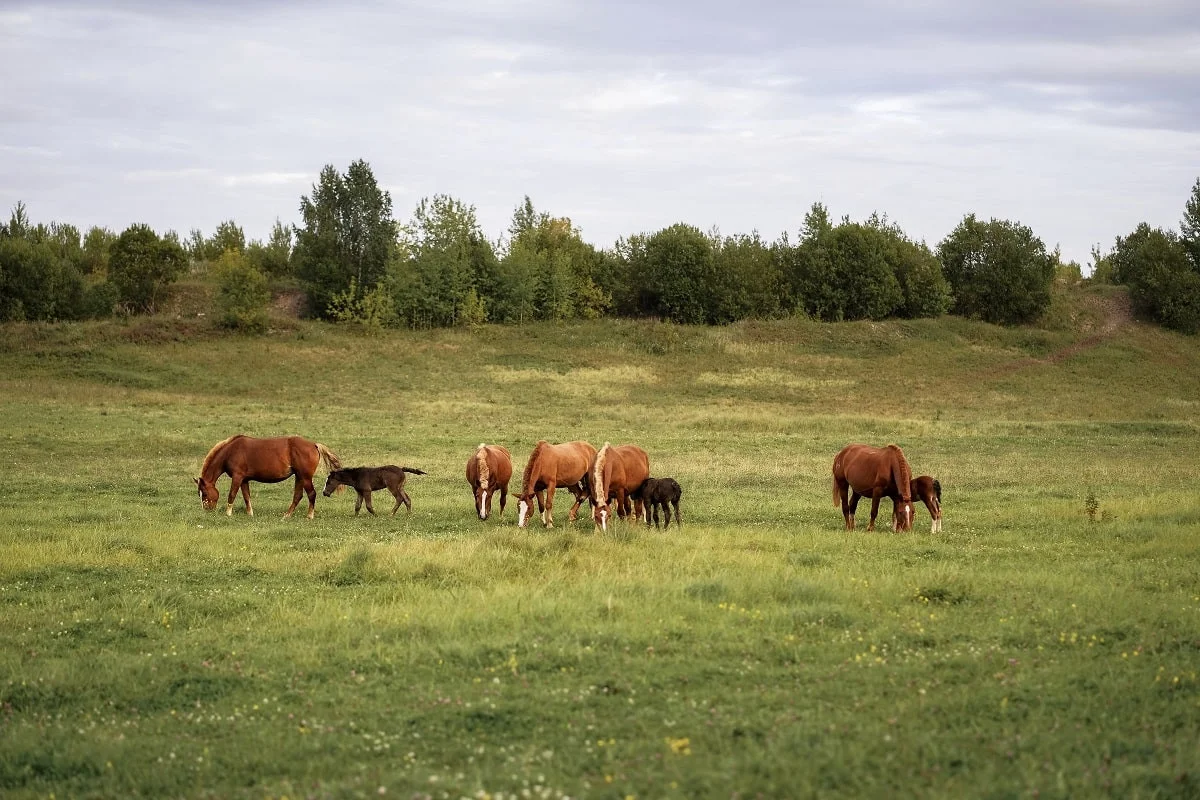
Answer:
(194, 435, 942, 533)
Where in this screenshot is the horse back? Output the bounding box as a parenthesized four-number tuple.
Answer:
(221, 435, 316, 480)
(549, 441, 595, 483)
(487, 445, 513, 485)
(838, 444, 896, 494)
(610, 444, 650, 490)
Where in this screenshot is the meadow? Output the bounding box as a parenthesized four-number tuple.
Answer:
(1, 285, 1199, 799)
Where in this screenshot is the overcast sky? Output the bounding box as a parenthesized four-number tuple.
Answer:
(2, 0, 1198, 265)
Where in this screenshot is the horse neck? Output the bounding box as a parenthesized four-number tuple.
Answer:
(521, 444, 544, 495)
(200, 437, 239, 481)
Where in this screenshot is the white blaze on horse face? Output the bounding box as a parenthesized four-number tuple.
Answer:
(518, 499, 529, 528)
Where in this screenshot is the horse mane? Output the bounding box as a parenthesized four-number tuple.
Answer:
(476, 443, 490, 488)
(200, 434, 242, 477)
(887, 444, 912, 498)
(592, 442, 611, 502)
(522, 440, 547, 495)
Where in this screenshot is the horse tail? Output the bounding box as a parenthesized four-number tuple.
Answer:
(475, 444, 490, 489)
(402, 467, 427, 476)
(933, 478, 942, 502)
(831, 450, 843, 507)
(316, 443, 341, 473)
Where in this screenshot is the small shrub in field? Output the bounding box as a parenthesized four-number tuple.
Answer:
(213, 249, 270, 332)
(1085, 490, 1099, 523)
(328, 277, 396, 333)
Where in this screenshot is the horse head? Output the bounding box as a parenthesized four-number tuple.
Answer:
(893, 496, 914, 531)
(475, 477, 490, 520)
(592, 500, 610, 532)
(195, 477, 218, 511)
(321, 471, 345, 497)
(516, 493, 535, 528)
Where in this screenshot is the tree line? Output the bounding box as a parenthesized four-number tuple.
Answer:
(3, 161, 1199, 334)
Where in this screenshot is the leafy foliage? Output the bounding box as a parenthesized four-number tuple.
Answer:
(327, 277, 396, 333)
(1110, 223, 1200, 334)
(391, 195, 496, 328)
(212, 250, 271, 332)
(938, 215, 1055, 325)
(1181, 177, 1200, 271)
(108, 224, 187, 313)
(294, 160, 397, 317)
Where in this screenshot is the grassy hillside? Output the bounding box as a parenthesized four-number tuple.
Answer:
(1, 285, 1198, 799)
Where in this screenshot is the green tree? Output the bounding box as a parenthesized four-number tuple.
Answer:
(212, 249, 271, 332)
(0, 235, 85, 321)
(492, 198, 610, 323)
(864, 213, 951, 319)
(938, 215, 1054, 325)
(635, 223, 720, 324)
(211, 220, 246, 256)
(392, 195, 494, 327)
(81, 226, 116, 275)
(293, 160, 397, 317)
(712, 232, 783, 321)
(1181, 177, 1200, 270)
(1110, 223, 1200, 334)
(780, 203, 842, 320)
(108, 223, 187, 313)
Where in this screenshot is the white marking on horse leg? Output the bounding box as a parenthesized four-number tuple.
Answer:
(226, 503, 233, 516)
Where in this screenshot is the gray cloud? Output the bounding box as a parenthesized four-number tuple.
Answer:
(1, 0, 1198, 265)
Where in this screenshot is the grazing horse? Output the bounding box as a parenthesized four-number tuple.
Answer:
(631, 477, 682, 529)
(516, 440, 597, 528)
(322, 465, 426, 516)
(590, 442, 651, 532)
(195, 435, 340, 519)
(466, 444, 513, 521)
(898, 475, 942, 533)
(832, 443, 913, 532)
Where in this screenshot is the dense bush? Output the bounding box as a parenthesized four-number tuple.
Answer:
(1110, 224, 1200, 334)
(108, 223, 187, 313)
(938, 215, 1055, 325)
(213, 250, 271, 332)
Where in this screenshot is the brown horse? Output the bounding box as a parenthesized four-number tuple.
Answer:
(590, 442, 651, 532)
(898, 475, 942, 533)
(516, 440, 597, 528)
(195, 435, 341, 519)
(466, 443, 513, 521)
(832, 443, 913, 532)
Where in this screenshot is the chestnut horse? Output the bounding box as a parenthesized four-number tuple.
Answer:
(832, 443, 913, 532)
(516, 440, 597, 528)
(466, 443, 513, 521)
(195, 435, 341, 519)
(898, 475, 942, 533)
(590, 442, 651, 532)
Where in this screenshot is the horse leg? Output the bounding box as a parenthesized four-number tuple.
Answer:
(284, 477, 303, 518)
(303, 477, 317, 519)
(847, 492, 862, 530)
(226, 476, 243, 516)
(672, 498, 681, 526)
(653, 502, 662, 529)
(364, 490, 377, 516)
(867, 491, 882, 532)
(663, 502, 672, 529)
(400, 489, 412, 513)
(240, 482, 254, 516)
(543, 483, 556, 528)
(567, 486, 583, 522)
(499, 485, 507, 517)
(353, 493, 363, 515)
(390, 489, 402, 516)
(838, 482, 852, 529)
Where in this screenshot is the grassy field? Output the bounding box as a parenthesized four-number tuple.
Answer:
(2, 286, 1199, 799)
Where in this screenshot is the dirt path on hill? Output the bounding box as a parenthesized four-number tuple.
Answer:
(987, 291, 1133, 377)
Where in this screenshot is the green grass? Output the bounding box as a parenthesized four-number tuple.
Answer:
(2, 289, 1199, 799)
